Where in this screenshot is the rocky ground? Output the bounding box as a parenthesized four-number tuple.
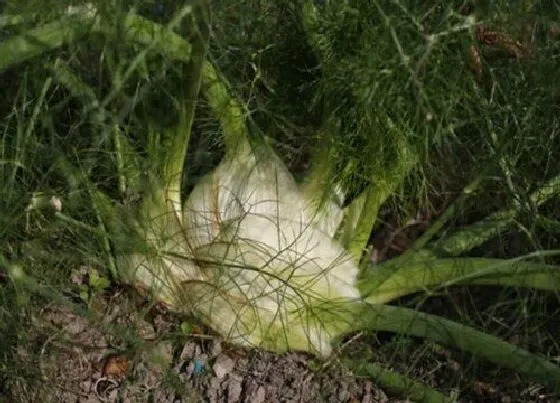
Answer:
(3, 284, 559, 403)
(3, 291, 403, 403)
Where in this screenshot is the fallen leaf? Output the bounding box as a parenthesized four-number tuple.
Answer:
(102, 354, 129, 380)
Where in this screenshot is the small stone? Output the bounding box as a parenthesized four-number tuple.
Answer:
(208, 377, 221, 402)
(65, 319, 86, 335)
(252, 386, 266, 403)
(179, 342, 196, 361)
(80, 380, 92, 392)
(244, 380, 259, 403)
(228, 375, 243, 402)
(338, 389, 351, 402)
(210, 340, 223, 358)
(108, 387, 118, 402)
(213, 354, 235, 380)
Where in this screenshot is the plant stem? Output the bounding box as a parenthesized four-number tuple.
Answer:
(432, 174, 560, 257)
(353, 303, 560, 392)
(200, 61, 250, 155)
(359, 255, 560, 305)
(346, 359, 454, 403)
(162, 3, 211, 216)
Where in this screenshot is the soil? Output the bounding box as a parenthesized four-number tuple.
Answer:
(2, 285, 559, 403)
(1, 291, 403, 403)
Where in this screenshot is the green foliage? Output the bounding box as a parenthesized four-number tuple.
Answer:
(79, 267, 111, 303)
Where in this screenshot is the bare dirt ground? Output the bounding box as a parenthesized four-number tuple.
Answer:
(3, 291, 401, 403)
(3, 285, 559, 403)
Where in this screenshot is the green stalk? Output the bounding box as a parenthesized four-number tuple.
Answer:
(117, 8, 193, 62)
(359, 255, 560, 305)
(347, 183, 386, 262)
(351, 303, 560, 392)
(161, 3, 211, 216)
(200, 61, 250, 155)
(339, 188, 367, 246)
(299, 3, 354, 226)
(49, 58, 99, 109)
(431, 174, 560, 257)
(346, 360, 454, 403)
(0, 16, 95, 71)
(0, 11, 192, 73)
(411, 177, 482, 251)
(113, 125, 128, 198)
(347, 138, 418, 263)
(299, 134, 339, 216)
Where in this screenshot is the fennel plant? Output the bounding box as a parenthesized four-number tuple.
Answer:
(2, 1, 560, 399)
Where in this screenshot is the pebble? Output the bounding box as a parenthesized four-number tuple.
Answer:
(213, 354, 235, 380)
(228, 375, 243, 402)
(244, 381, 266, 403)
(179, 342, 196, 362)
(253, 386, 266, 403)
(210, 340, 223, 358)
(208, 377, 221, 402)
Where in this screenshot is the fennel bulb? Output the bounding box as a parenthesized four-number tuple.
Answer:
(124, 143, 360, 356)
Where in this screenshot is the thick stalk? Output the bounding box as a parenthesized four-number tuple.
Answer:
(359, 255, 560, 305)
(162, 3, 211, 217)
(350, 303, 560, 393)
(200, 61, 250, 156)
(345, 360, 453, 403)
(0, 10, 193, 73)
(430, 174, 560, 257)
